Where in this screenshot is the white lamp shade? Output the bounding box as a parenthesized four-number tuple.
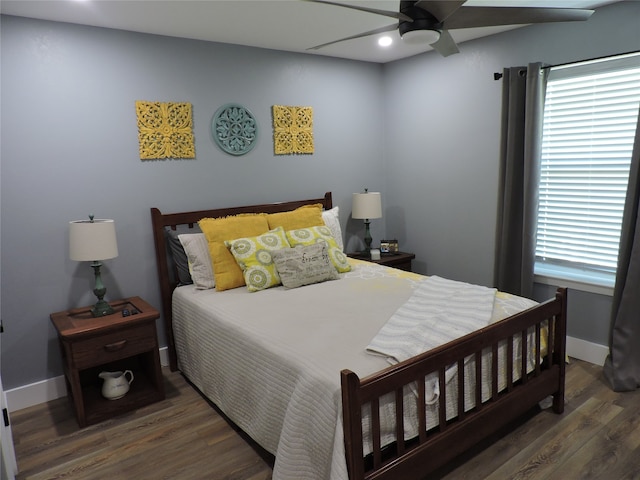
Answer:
(352, 192, 382, 220)
(69, 219, 119, 261)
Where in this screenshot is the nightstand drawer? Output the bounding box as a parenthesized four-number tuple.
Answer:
(70, 324, 157, 369)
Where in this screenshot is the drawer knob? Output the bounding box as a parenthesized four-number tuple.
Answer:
(104, 340, 127, 352)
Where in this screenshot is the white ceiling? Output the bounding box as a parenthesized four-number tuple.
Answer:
(0, 0, 616, 63)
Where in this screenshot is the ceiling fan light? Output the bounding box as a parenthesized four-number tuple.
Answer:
(378, 36, 393, 47)
(401, 29, 441, 46)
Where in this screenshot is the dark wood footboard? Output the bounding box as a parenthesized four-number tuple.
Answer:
(341, 287, 567, 480)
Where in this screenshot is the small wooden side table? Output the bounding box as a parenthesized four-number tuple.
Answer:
(348, 251, 416, 272)
(50, 296, 165, 427)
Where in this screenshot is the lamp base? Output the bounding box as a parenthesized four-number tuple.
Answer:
(360, 219, 373, 258)
(91, 300, 115, 317)
(90, 261, 115, 317)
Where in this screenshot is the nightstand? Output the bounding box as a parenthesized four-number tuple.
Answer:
(50, 296, 165, 427)
(348, 251, 416, 272)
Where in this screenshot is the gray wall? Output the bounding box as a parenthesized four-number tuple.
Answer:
(1, 1, 638, 391)
(0, 16, 386, 390)
(382, 1, 639, 345)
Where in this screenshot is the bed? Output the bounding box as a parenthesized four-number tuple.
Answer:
(150, 192, 567, 480)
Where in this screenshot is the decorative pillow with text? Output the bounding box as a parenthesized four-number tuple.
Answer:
(285, 225, 351, 273)
(272, 243, 339, 289)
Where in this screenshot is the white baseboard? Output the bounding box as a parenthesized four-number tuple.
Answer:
(566, 336, 608, 366)
(159, 346, 169, 368)
(6, 341, 607, 413)
(6, 347, 170, 413)
(6, 375, 68, 413)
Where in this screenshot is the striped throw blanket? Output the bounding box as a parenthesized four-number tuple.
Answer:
(367, 275, 497, 364)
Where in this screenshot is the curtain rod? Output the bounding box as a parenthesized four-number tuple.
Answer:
(493, 49, 640, 80)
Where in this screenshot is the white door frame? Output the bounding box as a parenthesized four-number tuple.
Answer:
(1, 373, 18, 480)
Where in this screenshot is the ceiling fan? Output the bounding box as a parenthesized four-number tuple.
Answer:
(307, 1, 594, 57)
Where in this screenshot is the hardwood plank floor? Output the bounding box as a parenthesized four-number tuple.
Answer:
(10, 359, 640, 479)
(433, 358, 640, 479)
(11, 368, 273, 480)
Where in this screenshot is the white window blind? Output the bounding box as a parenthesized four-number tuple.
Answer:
(535, 53, 640, 288)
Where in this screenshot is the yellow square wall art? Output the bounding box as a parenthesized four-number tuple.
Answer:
(272, 105, 314, 155)
(136, 101, 195, 160)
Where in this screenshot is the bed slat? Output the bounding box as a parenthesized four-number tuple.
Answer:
(521, 330, 528, 384)
(371, 398, 381, 469)
(535, 323, 542, 375)
(418, 380, 427, 442)
(395, 388, 405, 455)
(438, 368, 446, 432)
(491, 343, 499, 400)
(475, 350, 483, 410)
(457, 358, 465, 421)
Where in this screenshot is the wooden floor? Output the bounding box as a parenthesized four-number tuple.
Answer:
(10, 358, 640, 479)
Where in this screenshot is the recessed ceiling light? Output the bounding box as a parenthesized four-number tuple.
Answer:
(378, 36, 393, 47)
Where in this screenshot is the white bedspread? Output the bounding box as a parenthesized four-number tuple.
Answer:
(171, 260, 537, 480)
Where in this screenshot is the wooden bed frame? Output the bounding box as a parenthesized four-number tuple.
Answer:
(150, 192, 567, 480)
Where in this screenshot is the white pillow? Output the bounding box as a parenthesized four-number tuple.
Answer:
(178, 233, 215, 289)
(322, 206, 344, 251)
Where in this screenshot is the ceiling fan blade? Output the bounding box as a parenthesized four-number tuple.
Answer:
(430, 29, 459, 57)
(444, 7, 594, 30)
(304, 0, 413, 22)
(414, 1, 466, 23)
(308, 23, 398, 50)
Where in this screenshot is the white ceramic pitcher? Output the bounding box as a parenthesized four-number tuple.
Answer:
(99, 370, 134, 400)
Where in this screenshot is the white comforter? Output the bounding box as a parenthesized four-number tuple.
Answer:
(172, 260, 537, 480)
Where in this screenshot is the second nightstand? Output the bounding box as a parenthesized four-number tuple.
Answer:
(348, 251, 416, 272)
(50, 296, 165, 427)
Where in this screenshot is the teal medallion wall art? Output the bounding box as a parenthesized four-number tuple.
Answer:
(211, 103, 257, 155)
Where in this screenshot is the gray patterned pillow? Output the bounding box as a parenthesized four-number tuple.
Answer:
(179, 233, 215, 290)
(272, 243, 339, 289)
(166, 225, 202, 285)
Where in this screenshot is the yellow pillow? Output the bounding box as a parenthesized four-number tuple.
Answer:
(225, 227, 291, 292)
(266, 204, 324, 231)
(199, 214, 269, 291)
(285, 226, 351, 273)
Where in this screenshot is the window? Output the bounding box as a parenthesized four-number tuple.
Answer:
(535, 52, 640, 292)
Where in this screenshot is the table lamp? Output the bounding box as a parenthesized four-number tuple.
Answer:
(69, 215, 119, 317)
(352, 189, 382, 257)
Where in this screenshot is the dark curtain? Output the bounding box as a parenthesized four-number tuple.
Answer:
(494, 63, 548, 298)
(604, 111, 640, 391)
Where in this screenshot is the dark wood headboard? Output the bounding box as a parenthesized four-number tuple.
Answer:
(150, 192, 333, 370)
